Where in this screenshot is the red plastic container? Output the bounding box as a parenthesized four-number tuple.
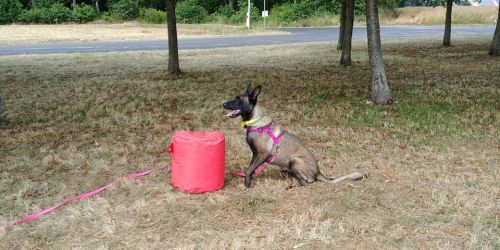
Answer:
(169, 131, 225, 193)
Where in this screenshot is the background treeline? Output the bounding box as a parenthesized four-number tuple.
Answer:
(0, 0, 474, 25)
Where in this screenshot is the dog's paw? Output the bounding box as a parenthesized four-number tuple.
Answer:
(244, 177, 252, 188)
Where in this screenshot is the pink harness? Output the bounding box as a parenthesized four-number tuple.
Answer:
(245, 123, 283, 174)
(247, 123, 283, 146)
(228, 123, 283, 177)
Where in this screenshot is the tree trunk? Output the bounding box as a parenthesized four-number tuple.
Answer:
(337, 0, 347, 50)
(95, 0, 100, 13)
(231, 0, 239, 12)
(340, 0, 355, 65)
(443, 0, 452, 46)
(366, 0, 393, 105)
(489, 8, 500, 56)
(166, 0, 181, 74)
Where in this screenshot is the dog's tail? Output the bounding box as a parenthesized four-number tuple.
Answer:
(316, 171, 365, 184)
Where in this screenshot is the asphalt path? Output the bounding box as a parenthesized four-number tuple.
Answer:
(0, 25, 495, 56)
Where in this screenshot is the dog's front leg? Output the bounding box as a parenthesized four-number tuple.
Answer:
(245, 153, 271, 188)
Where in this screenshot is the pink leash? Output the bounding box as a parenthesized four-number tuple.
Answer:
(0, 167, 163, 232)
(1, 140, 276, 231)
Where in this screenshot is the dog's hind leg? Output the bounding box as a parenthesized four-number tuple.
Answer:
(289, 160, 315, 186)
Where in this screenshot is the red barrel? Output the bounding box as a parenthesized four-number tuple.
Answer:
(169, 131, 225, 193)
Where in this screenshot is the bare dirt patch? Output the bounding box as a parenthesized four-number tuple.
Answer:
(0, 39, 498, 248)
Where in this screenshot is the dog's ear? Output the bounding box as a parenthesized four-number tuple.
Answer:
(249, 85, 261, 103)
(246, 83, 253, 95)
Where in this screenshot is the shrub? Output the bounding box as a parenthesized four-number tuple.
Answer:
(268, 0, 366, 24)
(19, 8, 43, 23)
(204, 14, 227, 23)
(139, 8, 166, 24)
(227, 0, 259, 24)
(302, 0, 367, 16)
(109, 0, 140, 20)
(71, 4, 98, 22)
(215, 4, 234, 19)
(0, 0, 22, 24)
(49, 3, 72, 22)
(35, 0, 63, 8)
(204, 4, 233, 23)
(307, 0, 340, 14)
(140, 0, 166, 10)
(176, 0, 208, 24)
(379, 0, 398, 10)
(354, 0, 366, 16)
(270, 2, 314, 23)
(18, 3, 71, 23)
(197, 0, 225, 14)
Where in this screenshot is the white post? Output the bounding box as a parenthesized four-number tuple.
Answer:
(263, 0, 266, 30)
(246, 0, 251, 29)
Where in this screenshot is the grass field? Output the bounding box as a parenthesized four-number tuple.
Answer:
(0, 37, 499, 248)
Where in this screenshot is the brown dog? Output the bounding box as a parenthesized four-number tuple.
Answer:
(223, 84, 364, 187)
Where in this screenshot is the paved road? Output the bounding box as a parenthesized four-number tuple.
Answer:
(0, 26, 495, 56)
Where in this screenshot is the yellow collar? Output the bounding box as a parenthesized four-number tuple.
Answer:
(240, 114, 262, 127)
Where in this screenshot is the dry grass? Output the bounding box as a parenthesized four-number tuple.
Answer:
(256, 6, 499, 27)
(0, 22, 280, 45)
(0, 38, 499, 249)
(387, 6, 499, 25)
